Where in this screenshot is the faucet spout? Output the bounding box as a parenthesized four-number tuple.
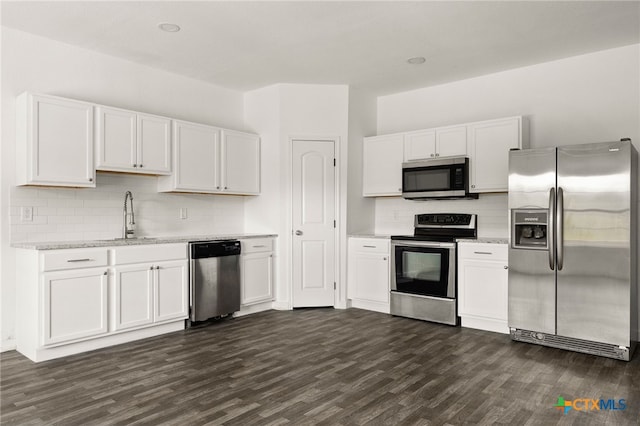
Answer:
(123, 191, 135, 239)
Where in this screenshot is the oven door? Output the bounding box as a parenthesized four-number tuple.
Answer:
(391, 240, 456, 298)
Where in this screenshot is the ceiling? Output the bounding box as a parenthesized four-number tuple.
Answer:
(2, 1, 639, 96)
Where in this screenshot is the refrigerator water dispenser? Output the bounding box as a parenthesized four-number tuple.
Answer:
(511, 210, 549, 250)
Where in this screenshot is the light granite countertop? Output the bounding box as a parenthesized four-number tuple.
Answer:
(457, 237, 509, 245)
(348, 234, 393, 239)
(12, 234, 278, 250)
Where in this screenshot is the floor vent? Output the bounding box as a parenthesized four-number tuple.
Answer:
(510, 329, 632, 361)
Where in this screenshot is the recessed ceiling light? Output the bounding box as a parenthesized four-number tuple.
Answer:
(158, 22, 181, 33)
(407, 57, 426, 65)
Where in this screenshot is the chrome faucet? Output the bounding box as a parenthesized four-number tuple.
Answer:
(123, 191, 135, 239)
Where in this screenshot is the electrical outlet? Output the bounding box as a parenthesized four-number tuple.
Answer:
(179, 208, 187, 220)
(21, 206, 33, 222)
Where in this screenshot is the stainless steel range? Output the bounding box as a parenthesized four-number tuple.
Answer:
(391, 213, 477, 325)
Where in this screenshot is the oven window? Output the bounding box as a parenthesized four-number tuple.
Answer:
(394, 246, 451, 298)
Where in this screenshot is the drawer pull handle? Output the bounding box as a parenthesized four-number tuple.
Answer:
(67, 258, 94, 263)
(253, 245, 266, 248)
(363, 245, 377, 248)
(473, 251, 493, 255)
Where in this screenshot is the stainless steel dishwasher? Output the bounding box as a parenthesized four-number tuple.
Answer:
(188, 240, 241, 324)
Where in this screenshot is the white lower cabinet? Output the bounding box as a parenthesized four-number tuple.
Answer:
(16, 244, 188, 362)
(457, 242, 509, 334)
(240, 238, 274, 307)
(43, 267, 109, 345)
(347, 237, 390, 313)
(113, 260, 188, 331)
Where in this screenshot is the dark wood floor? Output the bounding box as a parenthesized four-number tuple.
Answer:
(1, 308, 639, 425)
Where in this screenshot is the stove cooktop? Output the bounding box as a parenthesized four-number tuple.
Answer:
(391, 213, 478, 242)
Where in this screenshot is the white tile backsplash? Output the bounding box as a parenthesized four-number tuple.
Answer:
(374, 193, 509, 237)
(10, 173, 245, 243)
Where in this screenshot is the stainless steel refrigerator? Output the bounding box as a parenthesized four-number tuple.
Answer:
(508, 140, 638, 361)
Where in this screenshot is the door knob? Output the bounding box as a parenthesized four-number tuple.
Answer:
(295, 230, 303, 236)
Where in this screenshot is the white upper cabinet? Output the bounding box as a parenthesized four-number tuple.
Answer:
(363, 133, 404, 196)
(404, 129, 436, 161)
(95, 106, 171, 175)
(158, 121, 261, 195)
(435, 125, 467, 158)
(220, 129, 260, 194)
(404, 126, 467, 161)
(158, 120, 221, 192)
(16, 92, 95, 187)
(467, 116, 522, 193)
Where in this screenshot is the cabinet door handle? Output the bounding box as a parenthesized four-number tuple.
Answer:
(103, 271, 108, 276)
(139, 164, 144, 168)
(89, 178, 94, 182)
(133, 164, 138, 168)
(471, 184, 476, 188)
(67, 258, 93, 263)
(504, 266, 509, 269)
(383, 257, 387, 261)
(473, 251, 493, 255)
(156, 266, 160, 270)
(149, 266, 154, 270)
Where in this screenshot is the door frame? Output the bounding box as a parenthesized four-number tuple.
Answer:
(289, 136, 340, 308)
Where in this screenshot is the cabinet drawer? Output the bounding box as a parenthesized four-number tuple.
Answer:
(113, 243, 187, 265)
(349, 238, 390, 254)
(42, 248, 109, 272)
(241, 238, 273, 254)
(458, 243, 507, 261)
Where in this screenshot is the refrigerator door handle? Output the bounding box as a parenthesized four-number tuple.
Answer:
(548, 187, 555, 270)
(557, 186, 564, 271)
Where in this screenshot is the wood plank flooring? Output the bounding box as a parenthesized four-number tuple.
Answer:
(2, 308, 639, 425)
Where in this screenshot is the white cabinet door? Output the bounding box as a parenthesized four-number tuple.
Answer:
(95, 106, 137, 172)
(168, 120, 220, 192)
(17, 93, 95, 187)
(363, 134, 404, 196)
(352, 253, 389, 304)
(436, 125, 467, 158)
(404, 129, 436, 161)
(467, 117, 521, 193)
(43, 268, 108, 345)
(154, 260, 189, 323)
(221, 129, 260, 194)
(241, 252, 273, 305)
(347, 238, 390, 313)
(137, 113, 171, 174)
(113, 264, 154, 331)
(458, 259, 508, 320)
(457, 243, 509, 334)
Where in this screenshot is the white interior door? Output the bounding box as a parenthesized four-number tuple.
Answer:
(292, 140, 336, 307)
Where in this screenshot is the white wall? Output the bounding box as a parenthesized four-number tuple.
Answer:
(347, 87, 377, 236)
(376, 44, 640, 339)
(1, 28, 247, 351)
(375, 45, 640, 238)
(244, 84, 350, 309)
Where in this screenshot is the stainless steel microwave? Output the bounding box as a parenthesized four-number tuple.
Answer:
(401, 157, 478, 200)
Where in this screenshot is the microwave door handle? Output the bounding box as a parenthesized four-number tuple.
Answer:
(557, 187, 564, 271)
(548, 187, 555, 271)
